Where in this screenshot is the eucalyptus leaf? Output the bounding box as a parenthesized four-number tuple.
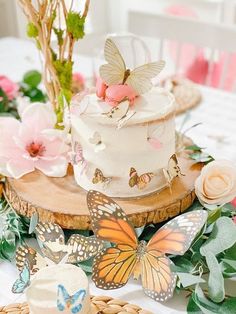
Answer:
(200, 217, 236, 256)
(187, 294, 202, 314)
(29, 212, 39, 234)
(206, 252, 225, 303)
(222, 259, 236, 270)
(177, 272, 205, 288)
(193, 285, 220, 314)
(219, 297, 236, 314)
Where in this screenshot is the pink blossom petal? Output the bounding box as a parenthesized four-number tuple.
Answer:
(35, 156, 68, 177)
(6, 158, 35, 179)
(0, 157, 12, 177)
(21, 102, 56, 131)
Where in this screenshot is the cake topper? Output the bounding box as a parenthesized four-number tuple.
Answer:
(92, 168, 112, 188)
(89, 132, 106, 152)
(87, 190, 207, 302)
(100, 38, 165, 95)
(163, 154, 185, 190)
(57, 285, 86, 313)
(129, 167, 154, 190)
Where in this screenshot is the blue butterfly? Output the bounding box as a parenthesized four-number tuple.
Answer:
(57, 285, 86, 313)
(12, 260, 30, 294)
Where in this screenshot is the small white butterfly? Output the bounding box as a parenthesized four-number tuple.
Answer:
(147, 125, 165, 150)
(100, 38, 165, 95)
(89, 132, 106, 152)
(163, 154, 184, 191)
(69, 142, 87, 175)
(102, 100, 136, 129)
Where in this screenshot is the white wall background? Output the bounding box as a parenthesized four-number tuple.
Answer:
(1, 0, 236, 39)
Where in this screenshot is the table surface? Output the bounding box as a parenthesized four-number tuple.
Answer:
(0, 37, 236, 314)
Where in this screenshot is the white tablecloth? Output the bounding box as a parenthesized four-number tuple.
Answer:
(0, 37, 236, 313)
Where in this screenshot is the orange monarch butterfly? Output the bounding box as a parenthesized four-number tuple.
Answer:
(129, 167, 154, 190)
(87, 190, 207, 302)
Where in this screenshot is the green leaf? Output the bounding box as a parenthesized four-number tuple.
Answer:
(27, 22, 38, 38)
(23, 70, 42, 88)
(222, 259, 236, 270)
(29, 212, 39, 234)
(189, 152, 214, 163)
(219, 297, 236, 314)
(187, 294, 202, 314)
(23, 88, 46, 102)
(53, 27, 64, 46)
(177, 272, 205, 288)
(66, 11, 85, 39)
(207, 207, 222, 224)
(206, 252, 225, 302)
(78, 258, 93, 274)
(193, 285, 220, 314)
(200, 217, 236, 256)
(185, 145, 203, 152)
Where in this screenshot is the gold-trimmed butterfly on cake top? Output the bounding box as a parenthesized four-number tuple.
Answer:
(102, 100, 136, 129)
(163, 154, 185, 190)
(89, 131, 106, 152)
(129, 167, 154, 190)
(92, 168, 112, 188)
(87, 190, 208, 302)
(100, 38, 165, 95)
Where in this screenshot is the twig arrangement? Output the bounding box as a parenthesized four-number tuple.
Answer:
(17, 0, 90, 116)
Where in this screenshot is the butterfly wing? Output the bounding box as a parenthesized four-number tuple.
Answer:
(147, 210, 208, 256)
(87, 190, 138, 247)
(141, 251, 177, 301)
(168, 154, 182, 178)
(137, 173, 154, 190)
(12, 260, 30, 294)
(103, 101, 129, 120)
(71, 289, 86, 313)
(57, 284, 70, 311)
(35, 222, 67, 263)
(100, 38, 126, 85)
(92, 245, 137, 289)
(117, 109, 136, 129)
(16, 245, 47, 275)
(126, 61, 165, 94)
(67, 234, 104, 263)
(92, 168, 103, 184)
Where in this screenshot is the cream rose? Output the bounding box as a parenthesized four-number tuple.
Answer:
(195, 160, 236, 207)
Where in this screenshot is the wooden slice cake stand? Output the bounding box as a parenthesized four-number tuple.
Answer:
(4, 145, 202, 230)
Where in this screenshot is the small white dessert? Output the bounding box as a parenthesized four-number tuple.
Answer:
(26, 264, 91, 314)
(71, 87, 176, 198)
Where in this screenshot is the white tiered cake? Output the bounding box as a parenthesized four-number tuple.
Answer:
(70, 38, 177, 198)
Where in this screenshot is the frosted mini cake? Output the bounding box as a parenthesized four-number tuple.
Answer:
(26, 264, 91, 314)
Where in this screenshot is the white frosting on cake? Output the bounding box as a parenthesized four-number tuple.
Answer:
(26, 264, 91, 314)
(71, 87, 176, 198)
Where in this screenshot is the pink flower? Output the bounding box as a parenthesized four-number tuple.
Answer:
(72, 72, 85, 94)
(233, 216, 236, 224)
(231, 197, 236, 208)
(0, 75, 19, 100)
(0, 102, 69, 179)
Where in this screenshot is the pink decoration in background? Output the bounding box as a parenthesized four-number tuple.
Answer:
(0, 75, 19, 100)
(73, 72, 85, 85)
(0, 103, 69, 179)
(185, 53, 209, 85)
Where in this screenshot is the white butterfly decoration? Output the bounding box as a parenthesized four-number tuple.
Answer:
(163, 154, 184, 191)
(70, 92, 90, 116)
(89, 132, 106, 152)
(147, 125, 165, 150)
(100, 38, 165, 95)
(69, 142, 87, 175)
(102, 100, 136, 129)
